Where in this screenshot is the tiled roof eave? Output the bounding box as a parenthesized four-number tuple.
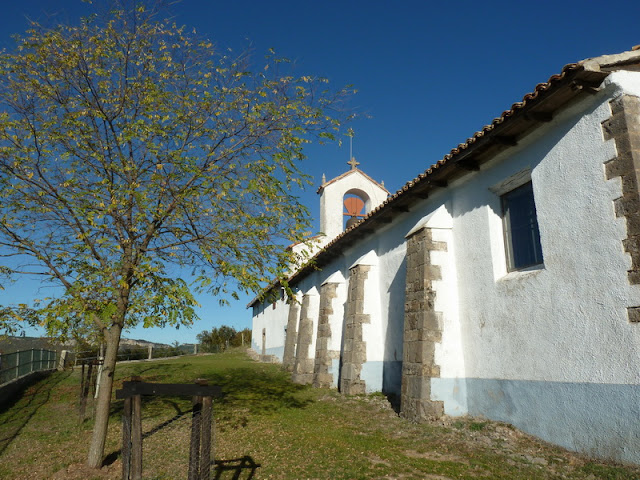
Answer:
(249, 59, 615, 307)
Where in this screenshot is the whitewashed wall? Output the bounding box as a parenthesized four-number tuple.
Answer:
(432, 75, 640, 464)
(251, 72, 640, 464)
(251, 294, 288, 360)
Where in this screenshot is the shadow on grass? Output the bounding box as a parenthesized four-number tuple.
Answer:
(204, 367, 312, 413)
(109, 365, 312, 418)
(140, 399, 187, 440)
(104, 360, 310, 468)
(117, 362, 191, 383)
(0, 370, 73, 455)
(214, 456, 260, 480)
(104, 399, 188, 466)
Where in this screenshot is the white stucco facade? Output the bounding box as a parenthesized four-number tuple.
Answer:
(251, 53, 640, 464)
(251, 293, 288, 360)
(318, 167, 388, 241)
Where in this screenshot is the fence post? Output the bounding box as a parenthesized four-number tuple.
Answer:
(79, 362, 86, 405)
(94, 358, 103, 400)
(122, 376, 142, 480)
(122, 392, 132, 480)
(201, 392, 213, 480)
(188, 389, 203, 479)
(79, 361, 93, 421)
(189, 378, 214, 480)
(58, 350, 67, 370)
(131, 386, 143, 480)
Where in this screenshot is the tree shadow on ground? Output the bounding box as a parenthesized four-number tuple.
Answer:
(104, 398, 188, 466)
(119, 362, 191, 382)
(104, 363, 312, 467)
(110, 365, 312, 418)
(0, 370, 72, 455)
(202, 367, 312, 413)
(213, 456, 260, 480)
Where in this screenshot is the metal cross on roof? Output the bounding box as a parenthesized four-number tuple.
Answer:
(347, 157, 360, 170)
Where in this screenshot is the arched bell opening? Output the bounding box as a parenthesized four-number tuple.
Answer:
(343, 188, 370, 230)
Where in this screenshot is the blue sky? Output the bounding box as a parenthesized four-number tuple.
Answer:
(2, 0, 639, 344)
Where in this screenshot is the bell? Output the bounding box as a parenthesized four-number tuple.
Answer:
(345, 215, 360, 229)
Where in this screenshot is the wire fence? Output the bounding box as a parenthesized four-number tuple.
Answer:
(74, 344, 193, 365)
(0, 348, 57, 385)
(0, 343, 194, 385)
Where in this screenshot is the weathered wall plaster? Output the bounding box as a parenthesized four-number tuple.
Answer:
(251, 71, 640, 464)
(441, 79, 640, 463)
(251, 294, 287, 361)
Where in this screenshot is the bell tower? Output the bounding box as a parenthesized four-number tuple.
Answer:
(317, 157, 389, 241)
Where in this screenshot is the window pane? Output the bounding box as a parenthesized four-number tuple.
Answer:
(502, 182, 543, 271)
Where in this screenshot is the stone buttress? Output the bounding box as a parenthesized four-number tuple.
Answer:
(340, 251, 380, 394)
(282, 293, 301, 372)
(292, 288, 318, 384)
(313, 272, 346, 388)
(401, 225, 446, 420)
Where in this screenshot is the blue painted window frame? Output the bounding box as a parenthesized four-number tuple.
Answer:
(502, 181, 544, 271)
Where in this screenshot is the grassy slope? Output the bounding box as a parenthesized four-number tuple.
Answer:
(1, 350, 639, 479)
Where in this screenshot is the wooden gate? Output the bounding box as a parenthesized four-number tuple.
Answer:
(116, 377, 221, 480)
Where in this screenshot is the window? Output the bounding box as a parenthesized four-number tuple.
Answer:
(502, 181, 543, 271)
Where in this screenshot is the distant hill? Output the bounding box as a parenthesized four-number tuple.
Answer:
(0, 336, 175, 354)
(119, 338, 171, 349)
(0, 336, 73, 355)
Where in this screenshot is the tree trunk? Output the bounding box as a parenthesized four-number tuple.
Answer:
(87, 323, 123, 468)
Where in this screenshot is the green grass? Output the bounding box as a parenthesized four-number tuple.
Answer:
(1, 350, 639, 479)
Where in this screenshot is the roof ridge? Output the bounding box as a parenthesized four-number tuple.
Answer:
(316, 167, 389, 194)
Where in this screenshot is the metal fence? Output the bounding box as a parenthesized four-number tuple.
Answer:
(0, 348, 57, 385)
(73, 345, 190, 365)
